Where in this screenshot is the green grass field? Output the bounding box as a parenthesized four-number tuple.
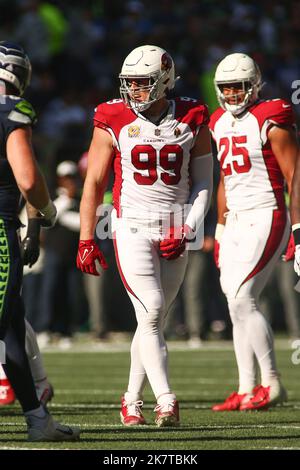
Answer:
(0, 340, 300, 450)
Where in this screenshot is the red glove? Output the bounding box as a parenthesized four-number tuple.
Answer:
(159, 225, 191, 261)
(76, 239, 108, 276)
(214, 239, 220, 268)
(282, 233, 295, 261)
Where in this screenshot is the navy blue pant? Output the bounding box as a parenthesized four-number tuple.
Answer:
(0, 219, 39, 412)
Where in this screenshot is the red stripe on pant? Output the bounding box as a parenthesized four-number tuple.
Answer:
(241, 209, 286, 286)
(113, 233, 147, 312)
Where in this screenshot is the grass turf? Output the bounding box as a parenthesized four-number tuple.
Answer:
(0, 342, 299, 450)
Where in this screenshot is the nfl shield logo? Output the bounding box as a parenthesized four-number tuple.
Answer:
(154, 129, 161, 136)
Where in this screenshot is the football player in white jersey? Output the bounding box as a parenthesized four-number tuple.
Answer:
(210, 53, 300, 411)
(77, 45, 213, 426)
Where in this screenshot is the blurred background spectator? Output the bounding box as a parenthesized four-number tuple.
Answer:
(3, 0, 297, 342)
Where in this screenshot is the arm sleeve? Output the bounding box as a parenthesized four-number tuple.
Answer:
(185, 153, 214, 233)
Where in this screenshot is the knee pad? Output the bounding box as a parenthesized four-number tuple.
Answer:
(137, 309, 165, 337)
(133, 288, 165, 315)
(227, 297, 257, 324)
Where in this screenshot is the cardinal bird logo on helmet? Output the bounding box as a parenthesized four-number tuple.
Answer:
(161, 53, 172, 72)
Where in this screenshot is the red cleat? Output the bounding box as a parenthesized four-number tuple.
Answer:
(212, 391, 251, 411)
(240, 383, 288, 411)
(120, 396, 146, 426)
(154, 399, 179, 427)
(0, 379, 16, 406)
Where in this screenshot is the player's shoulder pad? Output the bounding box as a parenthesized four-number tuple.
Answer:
(209, 107, 226, 132)
(251, 98, 295, 128)
(174, 97, 209, 130)
(94, 99, 128, 127)
(7, 98, 37, 126)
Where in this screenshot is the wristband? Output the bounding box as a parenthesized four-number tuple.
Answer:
(215, 223, 225, 243)
(40, 200, 56, 219)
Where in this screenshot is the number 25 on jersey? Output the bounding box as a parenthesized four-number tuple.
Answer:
(219, 135, 251, 176)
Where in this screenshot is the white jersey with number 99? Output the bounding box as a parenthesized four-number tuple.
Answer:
(94, 97, 209, 220)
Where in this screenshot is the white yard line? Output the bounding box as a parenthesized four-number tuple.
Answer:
(2, 422, 300, 430)
(39, 338, 295, 354)
(0, 446, 73, 450)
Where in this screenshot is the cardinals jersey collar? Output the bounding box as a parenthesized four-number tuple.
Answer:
(135, 100, 174, 126)
(230, 98, 261, 121)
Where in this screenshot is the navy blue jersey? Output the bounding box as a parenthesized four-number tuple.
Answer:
(0, 96, 36, 220)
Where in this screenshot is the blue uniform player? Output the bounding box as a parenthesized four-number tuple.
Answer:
(0, 41, 79, 441)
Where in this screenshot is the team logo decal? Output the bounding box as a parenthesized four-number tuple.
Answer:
(128, 125, 140, 137)
(161, 52, 172, 72)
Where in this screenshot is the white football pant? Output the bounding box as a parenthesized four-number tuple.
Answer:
(219, 208, 289, 393)
(111, 210, 188, 400)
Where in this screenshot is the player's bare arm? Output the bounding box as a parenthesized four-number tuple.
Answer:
(213, 170, 227, 268)
(269, 125, 298, 194)
(79, 126, 114, 240)
(7, 127, 51, 209)
(290, 153, 300, 226)
(269, 125, 300, 263)
(288, 130, 300, 274)
(216, 171, 227, 226)
(26, 201, 40, 219)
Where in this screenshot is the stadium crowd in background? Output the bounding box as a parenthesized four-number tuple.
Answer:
(1, 0, 299, 344)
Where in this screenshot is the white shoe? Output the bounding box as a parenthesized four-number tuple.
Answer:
(187, 337, 203, 349)
(57, 337, 73, 351)
(35, 381, 54, 406)
(154, 400, 180, 427)
(27, 412, 80, 442)
(36, 332, 51, 350)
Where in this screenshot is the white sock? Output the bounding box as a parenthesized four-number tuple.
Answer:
(246, 311, 279, 386)
(157, 392, 176, 405)
(124, 391, 141, 403)
(0, 363, 7, 380)
(136, 310, 172, 400)
(232, 323, 256, 394)
(25, 404, 47, 420)
(25, 320, 47, 382)
(127, 329, 147, 401)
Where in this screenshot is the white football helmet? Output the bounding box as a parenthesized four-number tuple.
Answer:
(119, 45, 176, 112)
(214, 53, 262, 115)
